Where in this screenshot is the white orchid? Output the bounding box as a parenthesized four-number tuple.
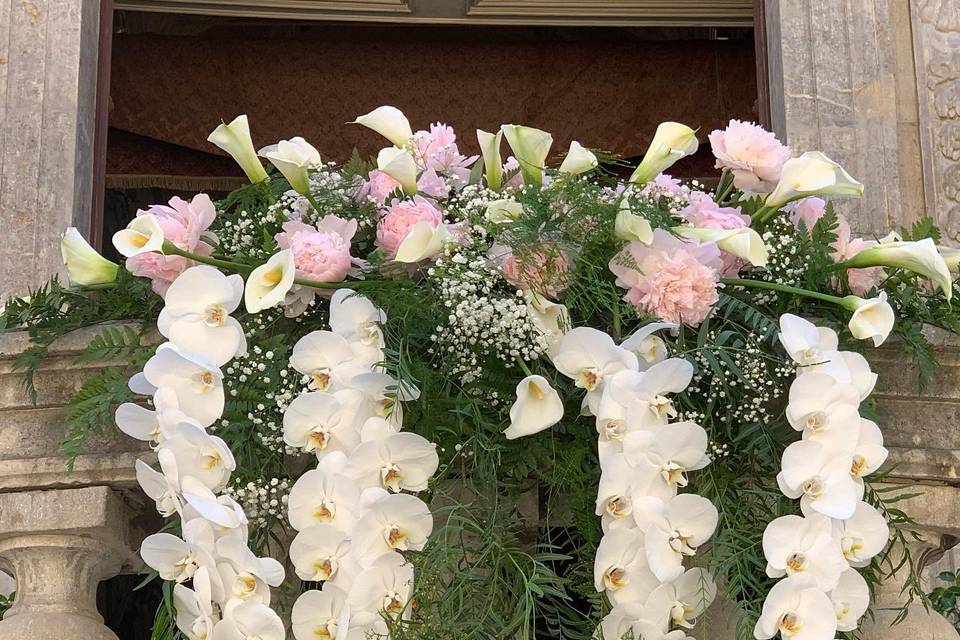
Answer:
(212, 600, 285, 640)
(287, 452, 362, 533)
(850, 418, 887, 480)
(291, 584, 351, 640)
(377, 146, 419, 195)
(785, 373, 861, 448)
(394, 220, 452, 263)
(244, 249, 296, 313)
(640, 568, 717, 632)
(503, 375, 565, 440)
(594, 528, 660, 605)
(60, 227, 118, 286)
(290, 330, 370, 391)
(347, 431, 439, 492)
(140, 518, 220, 590)
(830, 568, 869, 632)
(216, 534, 285, 604)
(596, 454, 656, 532)
(599, 602, 645, 640)
(754, 574, 837, 640)
(158, 266, 246, 365)
(524, 291, 569, 350)
(762, 514, 847, 590)
(500, 124, 553, 186)
(258, 137, 321, 196)
(349, 370, 419, 426)
(834, 501, 889, 567)
(350, 493, 433, 568)
(136, 451, 183, 517)
(778, 314, 846, 377)
(173, 567, 218, 640)
(835, 351, 878, 401)
(207, 115, 269, 184)
(559, 140, 598, 175)
(329, 289, 387, 352)
(843, 292, 895, 346)
(141, 343, 225, 428)
(283, 389, 364, 459)
(162, 420, 236, 491)
(346, 551, 414, 619)
(632, 494, 719, 582)
(622, 421, 710, 500)
(352, 106, 413, 148)
(552, 327, 639, 413)
(113, 214, 165, 257)
(629, 122, 698, 185)
(778, 440, 861, 519)
(621, 322, 677, 370)
(289, 523, 352, 582)
(765, 151, 863, 209)
(116, 387, 188, 446)
(181, 476, 248, 530)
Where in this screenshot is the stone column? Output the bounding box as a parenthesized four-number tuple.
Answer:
(0, 0, 103, 299)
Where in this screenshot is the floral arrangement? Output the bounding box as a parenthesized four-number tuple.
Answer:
(7, 106, 960, 640)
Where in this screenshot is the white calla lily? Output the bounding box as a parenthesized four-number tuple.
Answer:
(376, 146, 418, 195)
(842, 292, 895, 346)
(762, 514, 847, 590)
(158, 266, 246, 365)
(629, 122, 699, 185)
(283, 389, 364, 459)
(350, 493, 433, 568)
(207, 115, 269, 184)
(394, 220, 451, 263)
(594, 528, 660, 605)
(765, 151, 863, 209)
(60, 227, 118, 285)
(835, 500, 889, 567)
(352, 106, 413, 148)
(615, 200, 655, 244)
(552, 327, 639, 413)
(113, 214, 165, 257)
(245, 249, 296, 313)
(477, 129, 504, 190)
(622, 421, 710, 500)
(632, 494, 719, 582)
(347, 431, 439, 491)
(830, 568, 869, 632)
(500, 124, 553, 186)
(559, 140, 598, 175)
(785, 373, 861, 448)
(503, 375, 564, 440)
(141, 343, 224, 428)
(777, 440, 861, 519)
(679, 226, 768, 267)
(292, 584, 351, 640)
(287, 452, 362, 533)
(289, 523, 351, 582)
(754, 574, 837, 640)
(485, 198, 523, 224)
(846, 237, 953, 300)
(258, 137, 322, 196)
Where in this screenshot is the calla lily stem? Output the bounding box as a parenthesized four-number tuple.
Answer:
(721, 278, 846, 306)
(515, 357, 534, 377)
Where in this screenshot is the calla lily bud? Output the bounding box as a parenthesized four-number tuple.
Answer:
(844, 237, 952, 300)
(679, 226, 769, 267)
(559, 141, 598, 175)
(245, 250, 296, 313)
(61, 227, 118, 286)
(376, 147, 418, 195)
(765, 151, 863, 209)
(477, 129, 504, 191)
(500, 124, 553, 187)
(629, 122, 699, 185)
(395, 222, 451, 263)
(614, 207, 654, 244)
(842, 292, 895, 347)
(353, 105, 413, 148)
(485, 199, 523, 224)
(113, 214, 165, 257)
(207, 115, 269, 184)
(258, 137, 321, 196)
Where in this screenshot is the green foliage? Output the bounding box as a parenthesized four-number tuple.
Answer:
(929, 570, 960, 630)
(0, 591, 12, 621)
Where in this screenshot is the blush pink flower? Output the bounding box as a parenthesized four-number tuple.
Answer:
(609, 229, 722, 325)
(275, 216, 357, 283)
(376, 196, 443, 258)
(491, 244, 572, 299)
(126, 194, 216, 296)
(786, 197, 827, 230)
(681, 194, 751, 230)
(358, 170, 402, 206)
(832, 215, 882, 295)
(708, 120, 791, 193)
(502, 157, 525, 189)
(411, 123, 477, 188)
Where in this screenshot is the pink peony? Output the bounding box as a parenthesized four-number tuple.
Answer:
(786, 197, 827, 230)
(416, 168, 450, 200)
(502, 156, 525, 189)
(681, 194, 751, 230)
(358, 170, 402, 206)
(609, 229, 722, 325)
(376, 196, 443, 258)
(708, 120, 791, 193)
(411, 123, 477, 188)
(831, 215, 882, 295)
(491, 244, 572, 299)
(126, 194, 216, 295)
(275, 216, 357, 283)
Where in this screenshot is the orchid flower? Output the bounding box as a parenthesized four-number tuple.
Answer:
(833, 500, 889, 567)
(830, 568, 870, 632)
(282, 389, 365, 459)
(291, 584, 351, 640)
(212, 600, 285, 640)
(349, 370, 419, 425)
(287, 452, 362, 533)
(850, 418, 888, 480)
(173, 567, 218, 640)
(762, 514, 847, 590)
(162, 420, 236, 491)
(158, 265, 246, 365)
(640, 568, 717, 632)
(778, 314, 848, 380)
(289, 523, 352, 582)
(116, 387, 188, 447)
(140, 518, 222, 596)
(347, 431, 439, 492)
(552, 327, 639, 414)
(346, 551, 414, 619)
(596, 454, 657, 532)
(290, 330, 371, 391)
(216, 534, 285, 603)
(778, 440, 861, 519)
(503, 375, 565, 440)
(622, 421, 710, 500)
(140, 343, 225, 428)
(181, 476, 248, 530)
(593, 528, 660, 605)
(620, 322, 677, 370)
(350, 493, 433, 568)
(785, 373, 861, 449)
(754, 574, 837, 640)
(136, 452, 183, 517)
(632, 494, 719, 582)
(329, 289, 387, 352)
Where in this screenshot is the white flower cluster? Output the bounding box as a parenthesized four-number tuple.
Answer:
(754, 314, 891, 640)
(115, 265, 287, 640)
(218, 204, 285, 257)
(282, 289, 441, 640)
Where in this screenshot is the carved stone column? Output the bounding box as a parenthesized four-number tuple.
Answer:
(0, 486, 139, 640)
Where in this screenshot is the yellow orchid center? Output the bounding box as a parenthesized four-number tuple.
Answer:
(603, 566, 628, 590)
(382, 465, 403, 492)
(313, 499, 335, 522)
(779, 612, 801, 634)
(786, 552, 806, 574)
(313, 557, 334, 581)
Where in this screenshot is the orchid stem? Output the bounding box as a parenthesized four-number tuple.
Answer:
(721, 278, 846, 306)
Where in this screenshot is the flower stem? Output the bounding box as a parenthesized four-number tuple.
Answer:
(515, 357, 534, 377)
(162, 242, 252, 273)
(714, 169, 734, 203)
(721, 278, 846, 306)
(305, 192, 325, 216)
